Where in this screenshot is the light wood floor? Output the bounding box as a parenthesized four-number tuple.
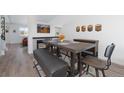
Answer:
(0, 44, 124, 77)
(0, 44, 38, 77)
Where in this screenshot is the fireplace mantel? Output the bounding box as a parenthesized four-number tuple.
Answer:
(33, 36, 58, 39)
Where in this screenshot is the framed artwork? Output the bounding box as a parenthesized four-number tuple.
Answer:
(87, 25, 93, 32)
(95, 24, 102, 31)
(37, 24, 50, 33)
(76, 26, 80, 32)
(81, 25, 86, 32)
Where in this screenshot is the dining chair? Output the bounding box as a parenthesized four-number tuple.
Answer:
(81, 43, 115, 77)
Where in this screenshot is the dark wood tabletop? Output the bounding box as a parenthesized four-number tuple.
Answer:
(59, 42, 95, 53)
(48, 41, 96, 54)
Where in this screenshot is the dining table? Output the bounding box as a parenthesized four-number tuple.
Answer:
(43, 40, 96, 76)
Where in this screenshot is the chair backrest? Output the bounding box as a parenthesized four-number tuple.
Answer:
(104, 43, 115, 68)
(104, 43, 115, 59)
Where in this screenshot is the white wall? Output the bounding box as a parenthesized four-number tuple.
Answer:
(50, 15, 124, 65)
(6, 23, 24, 44)
(28, 16, 56, 54)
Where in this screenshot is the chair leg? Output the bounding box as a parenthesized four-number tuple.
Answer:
(95, 68, 99, 77)
(33, 59, 38, 68)
(86, 65, 89, 74)
(33, 63, 38, 68)
(101, 70, 106, 77)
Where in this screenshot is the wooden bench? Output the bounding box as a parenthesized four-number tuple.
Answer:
(73, 39, 99, 57)
(33, 48, 68, 77)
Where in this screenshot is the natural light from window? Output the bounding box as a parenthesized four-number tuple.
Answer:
(19, 27, 28, 37)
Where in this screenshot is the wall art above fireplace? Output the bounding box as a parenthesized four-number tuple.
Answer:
(37, 24, 50, 33)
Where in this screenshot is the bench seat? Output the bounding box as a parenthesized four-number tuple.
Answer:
(33, 48, 68, 77)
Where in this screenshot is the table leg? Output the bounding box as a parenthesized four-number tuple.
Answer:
(70, 52, 75, 76)
(56, 47, 61, 57)
(50, 45, 53, 53)
(77, 53, 82, 75)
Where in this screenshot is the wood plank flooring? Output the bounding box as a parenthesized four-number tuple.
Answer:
(0, 44, 124, 77)
(0, 44, 38, 77)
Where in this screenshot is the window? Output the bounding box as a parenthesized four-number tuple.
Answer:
(19, 27, 28, 37)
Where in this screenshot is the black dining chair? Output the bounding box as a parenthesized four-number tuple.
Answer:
(81, 43, 115, 77)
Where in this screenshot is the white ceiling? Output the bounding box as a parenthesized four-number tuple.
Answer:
(7, 15, 57, 25)
(35, 15, 57, 23)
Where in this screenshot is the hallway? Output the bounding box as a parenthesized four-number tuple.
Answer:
(0, 44, 38, 77)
